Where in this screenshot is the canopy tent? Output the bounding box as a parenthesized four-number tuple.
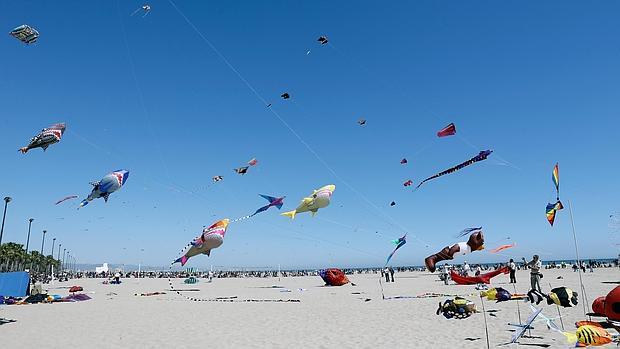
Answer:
(0, 272, 30, 297)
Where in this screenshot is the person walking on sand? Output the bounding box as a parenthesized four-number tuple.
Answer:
(509, 258, 517, 284)
(523, 255, 542, 292)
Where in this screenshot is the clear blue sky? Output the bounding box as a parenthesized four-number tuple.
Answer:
(1, 1, 619, 269)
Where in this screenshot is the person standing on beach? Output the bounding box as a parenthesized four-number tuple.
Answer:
(384, 267, 390, 282)
(462, 261, 471, 276)
(523, 255, 542, 292)
(389, 267, 395, 282)
(509, 259, 517, 283)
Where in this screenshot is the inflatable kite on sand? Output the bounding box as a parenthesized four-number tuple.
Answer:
(19, 123, 66, 153)
(425, 230, 485, 273)
(319, 268, 351, 286)
(450, 267, 509, 285)
(79, 170, 129, 208)
(174, 219, 229, 266)
(436, 297, 477, 319)
(281, 185, 335, 219)
(588, 285, 620, 325)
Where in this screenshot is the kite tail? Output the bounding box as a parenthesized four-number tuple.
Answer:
(18, 147, 29, 154)
(281, 210, 296, 219)
(174, 256, 188, 266)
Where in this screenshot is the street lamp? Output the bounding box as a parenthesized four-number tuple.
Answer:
(25, 218, 34, 252)
(51, 238, 56, 257)
(57, 244, 62, 260)
(40, 230, 47, 255)
(0, 196, 12, 246)
(62, 249, 66, 271)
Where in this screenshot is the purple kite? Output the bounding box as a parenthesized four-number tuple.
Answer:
(55, 195, 78, 205)
(251, 194, 285, 217)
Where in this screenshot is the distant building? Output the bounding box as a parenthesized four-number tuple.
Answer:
(95, 263, 109, 274)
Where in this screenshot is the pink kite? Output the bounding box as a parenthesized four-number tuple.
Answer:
(437, 123, 456, 138)
(490, 243, 516, 254)
(450, 266, 509, 285)
(248, 158, 258, 166)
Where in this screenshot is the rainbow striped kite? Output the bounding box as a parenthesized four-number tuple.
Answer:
(552, 163, 560, 198)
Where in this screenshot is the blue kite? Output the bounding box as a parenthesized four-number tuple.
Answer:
(385, 234, 407, 266)
(251, 194, 285, 216)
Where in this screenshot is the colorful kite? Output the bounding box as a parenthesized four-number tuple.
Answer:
(403, 180, 413, 187)
(79, 170, 130, 208)
(489, 243, 515, 254)
(385, 234, 406, 266)
(248, 158, 258, 166)
(546, 163, 564, 226)
(251, 194, 285, 217)
(174, 219, 229, 266)
(282, 185, 335, 219)
(437, 123, 456, 138)
(19, 123, 66, 153)
(319, 269, 351, 286)
(10, 24, 39, 44)
(416, 150, 493, 189)
(54, 195, 78, 205)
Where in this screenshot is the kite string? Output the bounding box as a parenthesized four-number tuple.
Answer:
(167, 0, 428, 249)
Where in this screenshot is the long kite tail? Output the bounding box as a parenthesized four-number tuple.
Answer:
(416, 151, 492, 189)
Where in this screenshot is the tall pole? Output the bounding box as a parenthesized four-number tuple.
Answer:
(51, 238, 56, 257)
(57, 243, 62, 260)
(40, 230, 47, 255)
(62, 248, 66, 271)
(568, 200, 589, 317)
(25, 218, 34, 252)
(0, 197, 12, 246)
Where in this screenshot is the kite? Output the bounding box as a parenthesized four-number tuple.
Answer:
(403, 180, 413, 187)
(319, 269, 350, 286)
(248, 158, 258, 166)
(546, 163, 564, 226)
(546, 200, 563, 226)
(480, 287, 527, 302)
(400, 158, 408, 164)
(174, 219, 229, 266)
(489, 243, 515, 253)
(450, 267, 509, 285)
(281, 185, 335, 219)
(79, 170, 129, 208)
(390, 201, 396, 206)
(19, 123, 66, 154)
(212, 175, 223, 182)
(132, 4, 151, 17)
(10, 24, 39, 44)
(416, 150, 493, 189)
(547, 287, 578, 307)
(234, 166, 249, 175)
(511, 307, 543, 343)
(437, 123, 456, 138)
(562, 325, 617, 347)
(425, 230, 484, 272)
(385, 234, 406, 266)
(436, 297, 477, 319)
(251, 194, 285, 217)
(456, 227, 482, 238)
(54, 195, 78, 205)
(281, 93, 290, 99)
(589, 285, 620, 323)
(357, 119, 366, 126)
(317, 36, 328, 45)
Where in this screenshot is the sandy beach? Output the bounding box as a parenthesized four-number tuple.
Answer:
(1, 267, 618, 348)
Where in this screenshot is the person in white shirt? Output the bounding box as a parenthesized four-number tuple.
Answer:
(523, 255, 542, 292)
(462, 262, 471, 276)
(509, 259, 517, 283)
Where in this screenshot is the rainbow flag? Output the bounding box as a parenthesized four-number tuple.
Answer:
(552, 163, 560, 194)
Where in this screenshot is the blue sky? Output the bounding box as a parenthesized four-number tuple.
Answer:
(1, 1, 619, 269)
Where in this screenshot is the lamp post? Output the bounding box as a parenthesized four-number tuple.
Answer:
(0, 196, 12, 246)
(57, 243, 62, 260)
(25, 218, 34, 252)
(40, 230, 47, 255)
(51, 238, 56, 257)
(62, 249, 66, 271)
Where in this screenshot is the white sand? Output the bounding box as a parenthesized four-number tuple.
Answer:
(1, 268, 618, 348)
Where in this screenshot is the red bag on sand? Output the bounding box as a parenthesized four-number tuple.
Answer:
(69, 286, 83, 293)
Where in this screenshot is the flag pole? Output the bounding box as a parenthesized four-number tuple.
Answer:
(567, 200, 589, 317)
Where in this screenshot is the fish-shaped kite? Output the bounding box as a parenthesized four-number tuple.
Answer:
(282, 185, 335, 219)
(385, 234, 407, 266)
(174, 219, 229, 266)
(416, 150, 492, 189)
(55, 195, 78, 205)
(251, 194, 285, 217)
(79, 170, 129, 208)
(19, 123, 66, 153)
(437, 123, 457, 138)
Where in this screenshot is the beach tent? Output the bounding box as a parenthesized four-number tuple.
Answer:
(0, 272, 30, 297)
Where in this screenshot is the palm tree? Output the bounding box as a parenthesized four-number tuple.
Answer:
(0, 242, 61, 273)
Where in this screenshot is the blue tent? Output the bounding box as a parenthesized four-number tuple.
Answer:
(0, 272, 30, 297)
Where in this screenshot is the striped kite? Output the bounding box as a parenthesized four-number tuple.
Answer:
(437, 123, 456, 138)
(546, 163, 564, 226)
(416, 150, 493, 189)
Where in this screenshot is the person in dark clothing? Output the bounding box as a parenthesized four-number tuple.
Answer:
(509, 259, 517, 283)
(389, 267, 395, 282)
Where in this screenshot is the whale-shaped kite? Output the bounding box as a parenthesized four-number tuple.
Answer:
(79, 170, 129, 208)
(282, 185, 335, 219)
(174, 219, 229, 266)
